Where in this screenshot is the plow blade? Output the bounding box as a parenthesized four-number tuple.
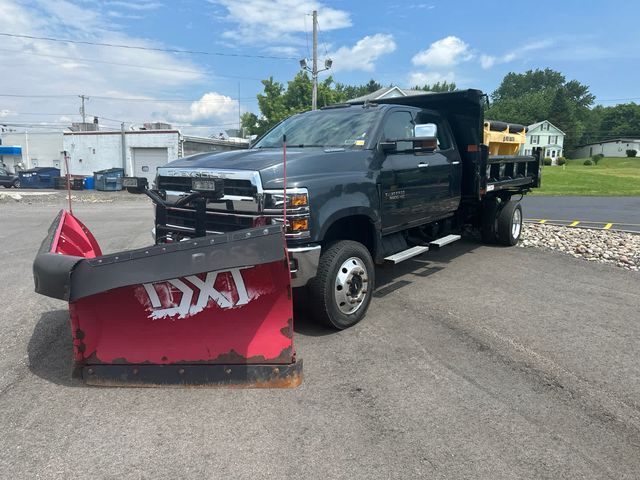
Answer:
(33, 210, 301, 388)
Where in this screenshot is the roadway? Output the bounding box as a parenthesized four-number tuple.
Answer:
(1, 200, 639, 479)
(522, 196, 640, 232)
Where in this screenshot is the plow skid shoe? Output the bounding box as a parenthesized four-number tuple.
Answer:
(33, 210, 301, 388)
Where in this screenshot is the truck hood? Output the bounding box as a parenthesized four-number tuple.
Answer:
(166, 148, 317, 171)
(163, 147, 372, 189)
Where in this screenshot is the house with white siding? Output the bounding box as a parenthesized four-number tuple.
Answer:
(520, 120, 565, 162)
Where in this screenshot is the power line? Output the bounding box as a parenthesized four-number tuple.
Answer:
(0, 31, 297, 60)
(0, 93, 258, 103)
(0, 47, 264, 81)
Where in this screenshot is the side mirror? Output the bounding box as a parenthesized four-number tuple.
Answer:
(414, 123, 437, 137)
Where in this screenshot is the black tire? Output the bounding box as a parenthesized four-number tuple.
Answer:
(308, 240, 375, 329)
(497, 201, 522, 246)
(2, 184, 10, 188)
(12, 179, 20, 188)
(481, 198, 499, 243)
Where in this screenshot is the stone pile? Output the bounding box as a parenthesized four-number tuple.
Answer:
(519, 223, 640, 272)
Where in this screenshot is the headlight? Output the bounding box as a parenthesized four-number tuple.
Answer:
(264, 188, 309, 210)
(264, 188, 310, 238)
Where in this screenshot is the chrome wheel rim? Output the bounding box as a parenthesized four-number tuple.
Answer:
(512, 208, 522, 239)
(334, 257, 369, 315)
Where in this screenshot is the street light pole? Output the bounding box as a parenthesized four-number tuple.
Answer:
(311, 10, 318, 111)
(300, 10, 332, 111)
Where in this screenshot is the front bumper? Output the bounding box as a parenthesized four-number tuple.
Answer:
(289, 245, 321, 288)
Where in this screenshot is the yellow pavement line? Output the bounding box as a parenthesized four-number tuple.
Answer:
(538, 219, 547, 224)
(569, 221, 580, 227)
(525, 218, 640, 227)
(603, 223, 613, 230)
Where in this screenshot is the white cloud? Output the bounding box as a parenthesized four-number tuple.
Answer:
(0, 109, 13, 118)
(412, 36, 473, 68)
(105, 1, 163, 11)
(408, 71, 455, 86)
(0, 0, 212, 131)
(480, 39, 553, 69)
(173, 93, 239, 124)
(329, 34, 396, 72)
(210, 0, 351, 44)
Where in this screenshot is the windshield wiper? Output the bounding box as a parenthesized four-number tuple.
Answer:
(293, 144, 324, 148)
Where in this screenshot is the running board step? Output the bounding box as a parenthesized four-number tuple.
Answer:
(428, 234, 461, 250)
(384, 246, 429, 265)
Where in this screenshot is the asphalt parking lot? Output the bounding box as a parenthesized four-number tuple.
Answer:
(1, 199, 639, 479)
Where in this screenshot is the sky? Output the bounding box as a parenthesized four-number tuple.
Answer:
(0, 0, 638, 136)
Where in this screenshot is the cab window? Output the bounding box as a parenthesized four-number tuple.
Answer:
(382, 111, 414, 140)
(415, 112, 452, 150)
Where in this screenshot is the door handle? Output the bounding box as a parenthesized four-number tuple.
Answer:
(418, 163, 429, 168)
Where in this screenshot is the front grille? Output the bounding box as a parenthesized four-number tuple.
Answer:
(166, 208, 255, 234)
(157, 175, 257, 197)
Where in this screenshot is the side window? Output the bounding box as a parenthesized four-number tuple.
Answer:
(415, 112, 452, 150)
(383, 111, 414, 140)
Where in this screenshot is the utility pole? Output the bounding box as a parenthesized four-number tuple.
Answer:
(311, 10, 318, 110)
(300, 11, 331, 110)
(78, 95, 89, 130)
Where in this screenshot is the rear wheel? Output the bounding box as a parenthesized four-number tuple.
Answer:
(497, 200, 523, 246)
(12, 179, 20, 188)
(308, 240, 375, 329)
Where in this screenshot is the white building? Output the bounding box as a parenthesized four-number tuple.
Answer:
(572, 138, 640, 159)
(520, 120, 566, 161)
(0, 132, 63, 171)
(63, 130, 180, 183)
(1, 129, 249, 183)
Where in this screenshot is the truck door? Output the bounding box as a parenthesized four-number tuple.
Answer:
(414, 113, 462, 220)
(379, 110, 432, 233)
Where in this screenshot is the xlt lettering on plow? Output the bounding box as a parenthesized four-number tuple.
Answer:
(140, 267, 254, 319)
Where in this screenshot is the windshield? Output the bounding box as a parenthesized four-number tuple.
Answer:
(253, 107, 380, 149)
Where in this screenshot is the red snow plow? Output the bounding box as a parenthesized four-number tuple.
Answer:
(32, 210, 301, 388)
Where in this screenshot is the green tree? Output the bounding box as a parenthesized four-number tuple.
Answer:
(413, 81, 457, 92)
(491, 68, 565, 103)
(334, 79, 383, 102)
(599, 103, 640, 138)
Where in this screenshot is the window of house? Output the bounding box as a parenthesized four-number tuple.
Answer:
(549, 135, 557, 144)
(531, 135, 539, 144)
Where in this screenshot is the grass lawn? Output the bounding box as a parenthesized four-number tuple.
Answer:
(533, 157, 640, 196)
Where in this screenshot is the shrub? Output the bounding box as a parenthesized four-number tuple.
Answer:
(557, 157, 567, 165)
(626, 149, 637, 157)
(583, 159, 594, 166)
(591, 153, 604, 165)
(543, 157, 552, 166)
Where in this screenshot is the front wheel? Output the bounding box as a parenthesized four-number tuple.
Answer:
(12, 179, 20, 188)
(308, 240, 375, 329)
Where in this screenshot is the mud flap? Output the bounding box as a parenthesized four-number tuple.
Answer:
(33, 210, 301, 388)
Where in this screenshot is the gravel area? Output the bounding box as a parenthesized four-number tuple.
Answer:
(520, 223, 640, 271)
(0, 189, 146, 204)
